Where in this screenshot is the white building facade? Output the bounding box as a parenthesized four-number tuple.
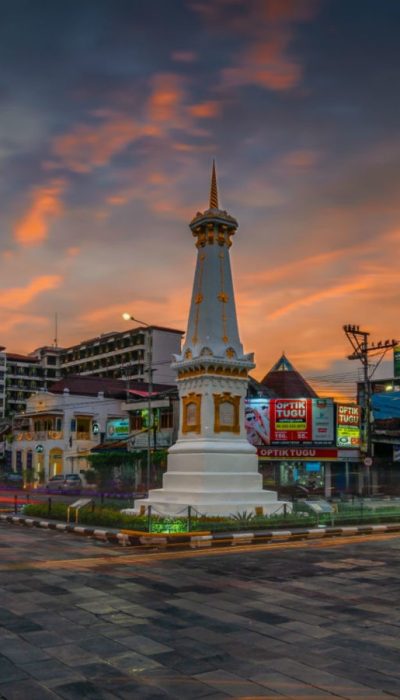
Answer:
(12, 389, 127, 480)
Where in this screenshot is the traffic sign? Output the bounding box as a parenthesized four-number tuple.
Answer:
(363, 456, 373, 467)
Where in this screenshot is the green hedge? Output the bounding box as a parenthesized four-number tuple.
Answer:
(24, 503, 148, 531)
(23, 502, 400, 533)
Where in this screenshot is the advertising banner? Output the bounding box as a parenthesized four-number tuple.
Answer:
(257, 447, 338, 459)
(106, 418, 129, 440)
(245, 399, 270, 445)
(270, 399, 312, 442)
(336, 404, 361, 448)
(245, 398, 334, 446)
(311, 399, 334, 443)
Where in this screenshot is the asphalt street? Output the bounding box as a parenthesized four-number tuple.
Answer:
(0, 522, 399, 699)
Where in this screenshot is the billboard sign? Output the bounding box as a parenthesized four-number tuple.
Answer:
(245, 400, 270, 445)
(245, 398, 334, 446)
(336, 404, 361, 448)
(270, 399, 312, 442)
(106, 418, 129, 441)
(257, 447, 338, 459)
(311, 399, 334, 443)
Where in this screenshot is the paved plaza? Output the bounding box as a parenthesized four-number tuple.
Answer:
(0, 524, 400, 699)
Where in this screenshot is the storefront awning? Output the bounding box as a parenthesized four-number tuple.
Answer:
(128, 389, 160, 397)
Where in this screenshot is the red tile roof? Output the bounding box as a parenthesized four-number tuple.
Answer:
(260, 354, 318, 399)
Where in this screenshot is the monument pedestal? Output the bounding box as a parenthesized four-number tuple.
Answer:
(125, 438, 286, 517)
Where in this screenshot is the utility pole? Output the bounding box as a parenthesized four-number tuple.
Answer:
(343, 325, 398, 494)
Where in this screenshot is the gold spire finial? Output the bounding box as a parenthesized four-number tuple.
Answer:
(209, 159, 219, 209)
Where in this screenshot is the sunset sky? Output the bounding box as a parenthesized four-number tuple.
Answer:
(2, 0, 400, 400)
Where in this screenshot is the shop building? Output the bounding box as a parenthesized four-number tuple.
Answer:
(11, 377, 130, 480)
(246, 355, 361, 497)
(360, 378, 400, 494)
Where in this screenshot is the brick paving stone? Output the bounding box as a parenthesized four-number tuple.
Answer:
(50, 680, 119, 699)
(109, 650, 163, 673)
(249, 670, 348, 697)
(195, 669, 273, 697)
(20, 658, 85, 682)
(0, 680, 60, 699)
(0, 655, 29, 683)
(118, 633, 173, 655)
(1, 523, 400, 699)
(135, 667, 218, 699)
(44, 643, 101, 666)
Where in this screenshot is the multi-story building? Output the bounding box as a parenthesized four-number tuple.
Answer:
(4, 353, 50, 417)
(59, 325, 182, 385)
(11, 377, 129, 479)
(1, 324, 183, 417)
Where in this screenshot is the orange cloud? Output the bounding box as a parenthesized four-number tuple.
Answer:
(14, 180, 64, 247)
(222, 32, 301, 91)
(268, 277, 374, 320)
(247, 250, 344, 285)
(52, 116, 142, 173)
(192, 0, 317, 92)
(0, 275, 62, 309)
(147, 171, 168, 185)
(188, 101, 220, 118)
(148, 74, 185, 124)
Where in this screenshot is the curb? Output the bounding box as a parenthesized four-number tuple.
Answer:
(2, 513, 400, 549)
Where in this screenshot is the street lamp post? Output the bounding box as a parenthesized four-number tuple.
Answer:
(122, 313, 153, 493)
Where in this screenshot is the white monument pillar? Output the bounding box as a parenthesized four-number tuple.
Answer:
(132, 163, 282, 516)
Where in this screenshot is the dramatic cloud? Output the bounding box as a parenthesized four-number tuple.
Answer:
(51, 116, 142, 173)
(14, 180, 65, 247)
(0, 275, 62, 309)
(148, 73, 186, 125)
(193, 0, 317, 91)
(2, 0, 399, 402)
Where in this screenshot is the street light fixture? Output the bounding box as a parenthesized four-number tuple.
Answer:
(122, 312, 153, 493)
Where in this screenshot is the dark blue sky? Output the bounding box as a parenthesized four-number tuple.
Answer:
(1, 0, 399, 396)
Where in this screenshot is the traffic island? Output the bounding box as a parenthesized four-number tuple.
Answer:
(2, 512, 400, 550)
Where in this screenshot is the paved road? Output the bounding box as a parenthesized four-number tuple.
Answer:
(0, 524, 399, 699)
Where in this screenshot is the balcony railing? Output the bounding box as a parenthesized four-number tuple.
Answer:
(15, 431, 64, 441)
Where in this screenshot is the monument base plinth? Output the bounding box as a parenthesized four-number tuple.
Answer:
(124, 490, 288, 518)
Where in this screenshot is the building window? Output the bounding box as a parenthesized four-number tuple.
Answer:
(160, 409, 173, 429)
(131, 412, 143, 431)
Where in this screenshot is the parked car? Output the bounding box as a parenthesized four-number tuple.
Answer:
(62, 474, 82, 491)
(45, 474, 65, 491)
(0, 472, 24, 486)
